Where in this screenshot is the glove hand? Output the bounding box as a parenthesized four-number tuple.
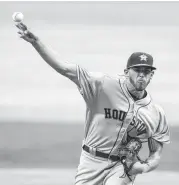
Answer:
(15, 22, 38, 44)
(128, 161, 145, 175)
(118, 138, 143, 178)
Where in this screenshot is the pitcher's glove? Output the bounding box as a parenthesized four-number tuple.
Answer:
(118, 138, 142, 179)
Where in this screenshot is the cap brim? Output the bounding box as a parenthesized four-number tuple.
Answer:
(128, 64, 156, 70)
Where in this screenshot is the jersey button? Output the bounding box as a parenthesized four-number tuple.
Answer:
(121, 128, 126, 133)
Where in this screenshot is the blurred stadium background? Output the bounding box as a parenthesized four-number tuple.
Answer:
(0, 1, 179, 184)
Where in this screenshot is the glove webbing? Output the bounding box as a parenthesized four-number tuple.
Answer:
(119, 140, 143, 181)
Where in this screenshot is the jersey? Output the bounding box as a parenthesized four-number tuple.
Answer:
(70, 65, 170, 156)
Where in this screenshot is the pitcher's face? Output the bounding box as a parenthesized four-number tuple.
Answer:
(127, 66, 154, 91)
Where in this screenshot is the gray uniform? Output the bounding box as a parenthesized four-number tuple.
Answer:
(70, 65, 170, 185)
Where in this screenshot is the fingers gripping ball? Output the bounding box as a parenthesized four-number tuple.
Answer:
(12, 12, 24, 22)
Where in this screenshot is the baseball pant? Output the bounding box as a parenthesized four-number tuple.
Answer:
(75, 150, 136, 185)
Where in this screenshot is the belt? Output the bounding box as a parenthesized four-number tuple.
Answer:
(82, 145, 120, 161)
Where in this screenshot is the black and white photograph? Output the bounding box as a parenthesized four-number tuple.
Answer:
(0, 1, 178, 185)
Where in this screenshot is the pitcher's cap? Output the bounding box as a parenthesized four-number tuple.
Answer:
(127, 52, 156, 70)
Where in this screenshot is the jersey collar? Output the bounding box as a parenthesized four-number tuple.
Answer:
(119, 76, 152, 106)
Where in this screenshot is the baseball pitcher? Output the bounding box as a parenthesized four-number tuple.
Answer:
(15, 22, 170, 185)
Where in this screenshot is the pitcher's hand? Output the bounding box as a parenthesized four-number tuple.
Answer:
(15, 22, 38, 44)
(128, 161, 145, 175)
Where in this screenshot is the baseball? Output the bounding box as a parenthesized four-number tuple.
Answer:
(12, 12, 24, 22)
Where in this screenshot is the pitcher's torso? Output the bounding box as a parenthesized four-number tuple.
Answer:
(83, 75, 161, 155)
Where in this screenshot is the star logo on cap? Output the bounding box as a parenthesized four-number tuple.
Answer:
(139, 54, 148, 61)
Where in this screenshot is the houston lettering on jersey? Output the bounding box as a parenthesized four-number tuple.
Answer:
(129, 116, 147, 136)
(104, 108, 147, 136)
(104, 108, 127, 121)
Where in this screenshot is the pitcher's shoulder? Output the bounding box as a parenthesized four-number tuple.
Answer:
(100, 73, 124, 82)
(104, 74, 126, 82)
(149, 101, 166, 116)
(98, 73, 125, 91)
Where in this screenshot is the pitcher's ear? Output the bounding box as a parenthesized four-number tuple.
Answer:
(124, 69, 129, 76)
(150, 71, 154, 79)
